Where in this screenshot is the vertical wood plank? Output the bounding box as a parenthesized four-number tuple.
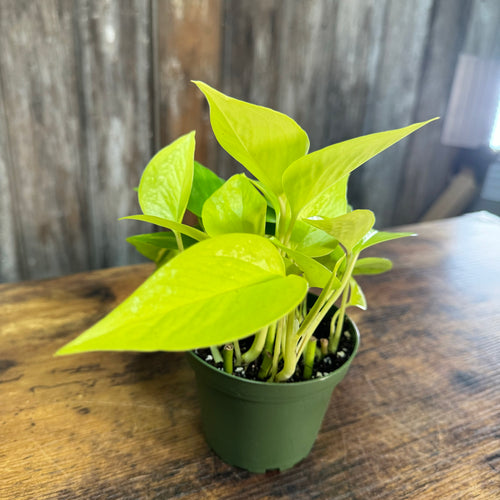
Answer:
(0, 0, 89, 280)
(463, 0, 500, 59)
(74, 0, 155, 269)
(220, 0, 283, 178)
(276, 0, 387, 150)
(155, 0, 222, 171)
(352, 0, 434, 228)
(0, 78, 20, 282)
(394, 0, 472, 224)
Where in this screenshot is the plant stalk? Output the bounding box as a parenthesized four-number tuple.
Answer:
(275, 311, 298, 382)
(330, 280, 350, 353)
(270, 317, 285, 379)
(233, 340, 242, 365)
(223, 344, 233, 374)
(258, 350, 273, 380)
(241, 327, 268, 365)
(302, 336, 317, 380)
(295, 253, 358, 361)
(174, 230, 184, 251)
(210, 345, 223, 364)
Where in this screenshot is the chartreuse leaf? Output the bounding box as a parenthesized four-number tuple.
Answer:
(289, 175, 349, 257)
(271, 238, 340, 289)
(300, 174, 349, 220)
(187, 161, 225, 217)
(250, 179, 279, 223)
(357, 229, 416, 251)
(348, 278, 367, 310)
(289, 220, 338, 257)
(283, 118, 438, 218)
(127, 232, 196, 262)
(139, 132, 195, 222)
(316, 245, 346, 272)
(305, 210, 375, 253)
(121, 215, 208, 242)
(354, 257, 393, 275)
(202, 174, 267, 236)
(56, 234, 308, 354)
(194, 81, 309, 195)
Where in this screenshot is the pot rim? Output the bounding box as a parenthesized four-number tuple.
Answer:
(187, 311, 360, 391)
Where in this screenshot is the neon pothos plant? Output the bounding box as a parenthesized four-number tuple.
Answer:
(57, 82, 436, 382)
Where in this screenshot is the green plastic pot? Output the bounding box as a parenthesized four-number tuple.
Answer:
(187, 304, 360, 473)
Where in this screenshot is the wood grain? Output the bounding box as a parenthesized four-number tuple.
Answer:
(0, 0, 89, 281)
(2, 0, 500, 283)
(354, 0, 434, 228)
(0, 73, 20, 283)
(1, 213, 499, 499)
(74, 0, 155, 269)
(155, 0, 222, 169)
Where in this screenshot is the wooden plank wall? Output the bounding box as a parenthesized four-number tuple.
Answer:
(1, 0, 499, 282)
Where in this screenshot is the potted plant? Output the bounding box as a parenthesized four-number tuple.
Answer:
(57, 81, 436, 472)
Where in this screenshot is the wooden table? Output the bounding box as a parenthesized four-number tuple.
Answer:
(1, 212, 499, 499)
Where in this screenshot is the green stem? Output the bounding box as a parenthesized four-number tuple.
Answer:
(302, 336, 317, 380)
(174, 230, 184, 251)
(330, 281, 350, 353)
(223, 344, 233, 374)
(258, 350, 273, 380)
(233, 340, 242, 365)
(210, 345, 223, 364)
(275, 311, 298, 382)
(264, 322, 277, 353)
(241, 327, 268, 365)
(296, 253, 358, 360)
(320, 338, 329, 358)
(270, 317, 285, 379)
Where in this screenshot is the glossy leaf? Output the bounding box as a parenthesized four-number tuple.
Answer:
(127, 232, 196, 262)
(288, 175, 349, 257)
(305, 210, 375, 253)
(56, 234, 308, 354)
(289, 220, 339, 257)
(354, 257, 393, 275)
(283, 118, 439, 217)
(271, 238, 339, 289)
(121, 215, 208, 241)
(348, 278, 367, 310)
(300, 174, 349, 220)
(139, 132, 195, 222)
(202, 174, 267, 236)
(187, 161, 225, 217)
(194, 81, 309, 195)
(250, 179, 279, 223)
(358, 230, 415, 251)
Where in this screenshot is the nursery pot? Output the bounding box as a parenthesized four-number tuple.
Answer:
(187, 301, 360, 473)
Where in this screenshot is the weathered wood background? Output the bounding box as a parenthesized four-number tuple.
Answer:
(1, 0, 499, 283)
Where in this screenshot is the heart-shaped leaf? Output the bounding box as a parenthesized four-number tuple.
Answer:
(139, 131, 195, 222)
(348, 278, 367, 310)
(353, 257, 393, 275)
(305, 210, 375, 254)
(357, 230, 416, 251)
(271, 238, 339, 289)
(127, 232, 196, 262)
(194, 81, 309, 196)
(202, 174, 267, 236)
(283, 118, 438, 218)
(56, 234, 308, 353)
(187, 161, 225, 217)
(121, 215, 208, 242)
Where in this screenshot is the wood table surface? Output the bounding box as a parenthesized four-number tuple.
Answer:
(1, 212, 499, 499)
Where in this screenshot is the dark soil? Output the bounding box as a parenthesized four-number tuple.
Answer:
(193, 311, 356, 383)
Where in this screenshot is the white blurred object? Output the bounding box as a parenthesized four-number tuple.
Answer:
(441, 54, 500, 149)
